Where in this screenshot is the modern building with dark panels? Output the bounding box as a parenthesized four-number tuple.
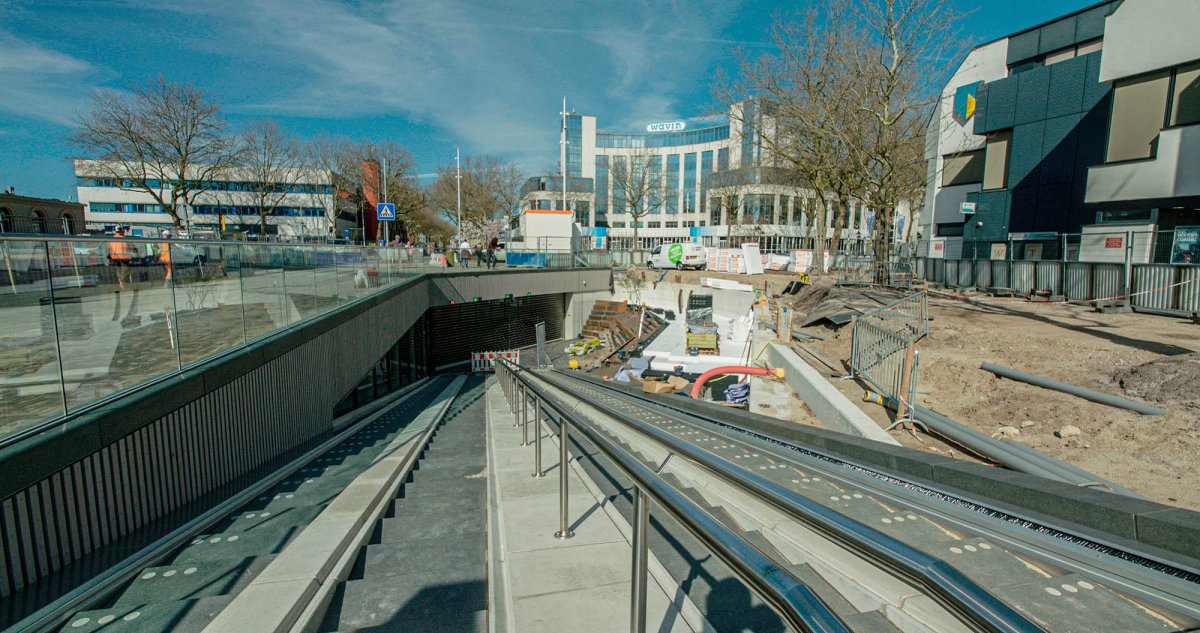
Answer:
(920, 1, 1121, 260)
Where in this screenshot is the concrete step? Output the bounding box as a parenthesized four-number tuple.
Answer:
(63, 595, 234, 632)
(332, 608, 487, 633)
(112, 555, 276, 607)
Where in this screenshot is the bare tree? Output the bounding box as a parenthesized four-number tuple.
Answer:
(723, 0, 960, 276)
(309, 137, 417, 241)
(235, 120, 308, 236)
(70, 78, 238, 229)
(427, 155, 525, 243)
(608, 148, 671, 248)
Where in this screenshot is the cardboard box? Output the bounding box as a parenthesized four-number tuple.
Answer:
(642, 379, 675, 394)
(666, 376, 690, 392)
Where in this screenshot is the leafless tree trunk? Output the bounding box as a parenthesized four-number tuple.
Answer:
(608, 148, 670, 249)
(237, 121, 306, 236)
(70, 78, 238, 229)
(428, 154, 525, 244)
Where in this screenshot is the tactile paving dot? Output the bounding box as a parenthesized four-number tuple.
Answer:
(184, 567, 197, 575)
(141, 572, 156, 580)
(123, 612, 141, 621)
(949, 547, 963, 554)
(163, 570, 177, 577)
(1078, 581, 1094, 590)
(70, 618, 89, 627)
(97, 615, 116, 624)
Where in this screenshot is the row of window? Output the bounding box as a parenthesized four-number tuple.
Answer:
(89, 202, 326, 218)
(77, 177, 334, 195)
(1008, 38, 1103, 76)
(596, 125, 731, 149)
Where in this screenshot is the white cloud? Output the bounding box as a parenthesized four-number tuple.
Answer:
(0, 31, 98, 125)
(141, 0, 746, 162)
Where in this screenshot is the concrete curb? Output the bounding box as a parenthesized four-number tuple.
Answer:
(765, 343, 899, 445)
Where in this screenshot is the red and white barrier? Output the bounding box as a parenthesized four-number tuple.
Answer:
(471, 350, 519, 372)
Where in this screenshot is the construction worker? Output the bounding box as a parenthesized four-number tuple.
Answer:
(159, 229, 173, 287)
(108, 227, 134, 289)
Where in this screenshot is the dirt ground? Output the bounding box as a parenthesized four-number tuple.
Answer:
(794, 281, 1200, 511)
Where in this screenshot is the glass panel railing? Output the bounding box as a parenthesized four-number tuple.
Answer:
(50, 238, 183, 413)
(0, 239, 64, 435)
(0, 236, 608, 446)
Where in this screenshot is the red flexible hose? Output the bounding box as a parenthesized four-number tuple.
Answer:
(688, 366, 785, 399)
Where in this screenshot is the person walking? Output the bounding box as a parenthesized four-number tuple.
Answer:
(487, 236, 499, 269)
(459, 238, 472, 268)
(158, 229, 174, 287)
(108, 227, 134, 289)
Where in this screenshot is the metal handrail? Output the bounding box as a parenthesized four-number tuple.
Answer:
(496, 359, 851, 633)
(533, 368, 1045, 633)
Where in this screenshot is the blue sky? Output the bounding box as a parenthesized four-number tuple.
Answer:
(0, 0, 1101, 200)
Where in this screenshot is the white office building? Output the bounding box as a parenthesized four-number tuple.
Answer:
(74, 160, 336, 238)
(520, 104, 908, 253)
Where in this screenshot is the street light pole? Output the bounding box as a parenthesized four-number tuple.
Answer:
(456, 148, 462, 244)
(559, 97, 568, 214)
(382, 155, 389, 244)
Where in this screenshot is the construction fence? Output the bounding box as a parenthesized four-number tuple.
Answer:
(916, 258, 1200, 313)
(849, 291, 929, 415)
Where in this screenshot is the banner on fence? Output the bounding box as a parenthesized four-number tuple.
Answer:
(471, 350, 518, 372)
(1170, 226, 1200, 264)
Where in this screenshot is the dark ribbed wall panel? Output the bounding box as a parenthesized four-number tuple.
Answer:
(0, 269, 609, 604)
(429, 294, 565, 369)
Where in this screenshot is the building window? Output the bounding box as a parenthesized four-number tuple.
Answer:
(941, 150, 985, 186)
(1107, 70, 1171, 162)
(31, 210, 46, 234)
(61, 213, 77, 234)
(665, 221, 679, 228)
(610, 156, 626, 214)
(0, 208, 12, 232)
(983, 130, 1012, 190)
(717, 148, 729, 171)
(666, 154, 680, 214)
(1170, 61, 1200, 127)
(610, 221, 626, 228)
(743, 194, 774, 225)
(595, 155, 608, 217)
(683, 153, 697, 213)
(647, 154, 663, 214)
(936, 222, 965, 237)
(647, 221, 661, 228)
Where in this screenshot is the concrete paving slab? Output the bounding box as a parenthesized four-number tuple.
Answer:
(486, 379, 701, 633)
(113, 555, 276, 608)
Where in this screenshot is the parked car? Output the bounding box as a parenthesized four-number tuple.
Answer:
(647, 242, 707, 270)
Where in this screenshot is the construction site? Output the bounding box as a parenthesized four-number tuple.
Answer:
(569, 264, 1200, 513)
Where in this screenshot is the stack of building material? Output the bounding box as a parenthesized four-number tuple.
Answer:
(581, 300, 630, 339)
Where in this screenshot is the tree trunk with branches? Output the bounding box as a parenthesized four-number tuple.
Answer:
(71, 78, 238, 229)
(609, 148, 670, 250)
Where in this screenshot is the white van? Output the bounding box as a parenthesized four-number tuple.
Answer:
(647, 242, 707, 270)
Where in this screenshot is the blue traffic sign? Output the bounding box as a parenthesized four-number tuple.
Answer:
(376, 202, 396, 221)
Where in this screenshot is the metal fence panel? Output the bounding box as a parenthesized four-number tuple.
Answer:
(1036, 262, 1062, 295)
(974, 260, 991, 289)
(945, 260, 959, 287)
(958, 260, 974, 288)
(991, 260, 1009, 289)
(934, 258, 945, 284)
(1093, 264, 1125, 301)
(1065, 263, 1091, 301)
(1011, 261, 1036, 295)
(1179, 267, 1200, 312)
(1131, 265, 1176, 310)
(850, 292, 928, 408)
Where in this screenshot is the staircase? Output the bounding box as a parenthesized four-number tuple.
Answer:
(318, 377, 489, 633)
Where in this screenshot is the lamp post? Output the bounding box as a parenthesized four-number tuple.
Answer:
(456, 148, 462, 244)
(559, 97, 568, 214)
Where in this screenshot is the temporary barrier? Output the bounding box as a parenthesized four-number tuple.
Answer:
(1180, 267, 1200, 312)
(472, 350, 519, 372)
(991, 260, 1009, 289)
(945, 260, 959, 287)
(1093, 263, 1124, 300)
(1065, 263, 1091, 300)
(957, 259, 973, 289)
(1132, 265, 1175, 310)
(849, 291, 929, 419)
(1036, 261, 1062, 295)
(974, 261, 990, 290)
(1010, 261, 1035, 295)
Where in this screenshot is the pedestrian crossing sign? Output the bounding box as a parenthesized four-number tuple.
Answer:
(377, 203, 396, 221)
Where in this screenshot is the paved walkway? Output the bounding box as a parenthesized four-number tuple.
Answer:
(485, 379, 702, 633)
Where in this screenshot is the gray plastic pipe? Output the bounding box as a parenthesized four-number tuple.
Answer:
(980, 362, 1167, 416)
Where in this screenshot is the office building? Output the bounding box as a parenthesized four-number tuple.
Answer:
(74, 160, 335, 238)
(920, 0, 1200, 263)
(520, 105, 906, 252)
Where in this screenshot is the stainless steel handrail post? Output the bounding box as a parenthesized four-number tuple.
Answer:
(517, 384, 525, 428)
(630, 486, 650, 633)
(554, 413, 574, 539)
(521, 384, 530, 445)
(532, 396, 544, 478)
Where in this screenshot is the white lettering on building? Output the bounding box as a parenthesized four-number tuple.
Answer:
(646, 121, 686, 132)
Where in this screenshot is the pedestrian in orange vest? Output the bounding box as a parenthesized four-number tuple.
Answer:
(159, 229, 173, 287)
(108, 227, 133, 289)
